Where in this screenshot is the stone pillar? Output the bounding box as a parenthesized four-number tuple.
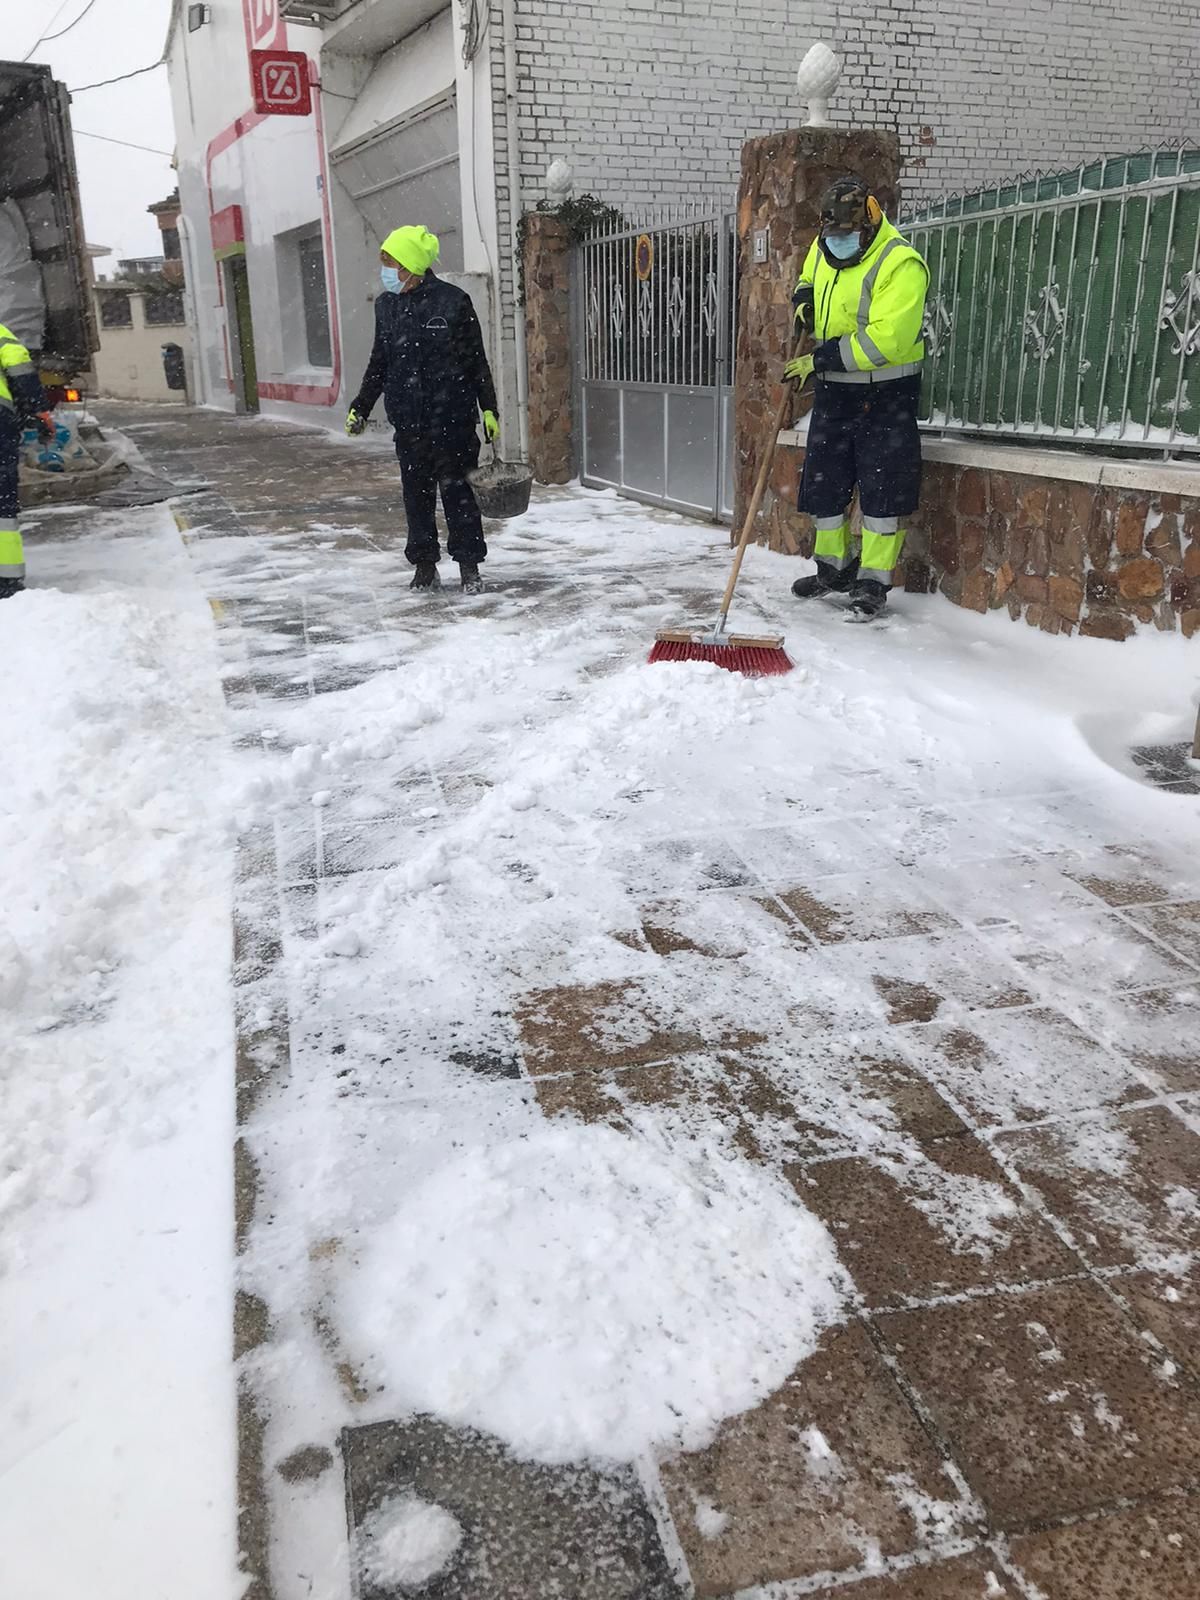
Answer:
(734, 127, 900, 550)
(522, 213, 574, 485)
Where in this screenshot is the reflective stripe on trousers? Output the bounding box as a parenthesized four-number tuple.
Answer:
(812, 515, 906, 588)
(860, 519, 906, 585)
(0, 524, 25, 580)
(813, 516, 854, 569)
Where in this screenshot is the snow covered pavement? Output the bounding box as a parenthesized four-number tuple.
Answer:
(1, 503, 239, 1599)
(11, 399, 1200, 1600)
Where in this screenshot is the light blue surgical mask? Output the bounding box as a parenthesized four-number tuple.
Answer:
(825, 232, 862, 262)
(380, 265, 402, 293)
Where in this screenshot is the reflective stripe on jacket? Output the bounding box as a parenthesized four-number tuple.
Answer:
(0, 323, 44, 417)
(794, 219, 929, 377)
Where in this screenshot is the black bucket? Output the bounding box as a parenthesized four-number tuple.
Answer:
(468, 448, 533, 520)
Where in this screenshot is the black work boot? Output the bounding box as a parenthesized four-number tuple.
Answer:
(409, 561, 439, 590)
(0, 578, 25, 600)
(458, 561, 485, 594)
(846, 578, 889, 621)
(792, 573, 834, 599)
(792, 557, 858, 600)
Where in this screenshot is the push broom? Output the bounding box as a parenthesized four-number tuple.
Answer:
(648, 341, 810, 677)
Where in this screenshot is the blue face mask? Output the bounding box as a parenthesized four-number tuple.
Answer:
(380, 265, 402, 293)
(825, 232, 862, 262)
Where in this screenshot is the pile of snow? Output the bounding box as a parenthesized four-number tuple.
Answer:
(337, 1122, 845, 1464)
(1, 574, 232, 1258)
(357, 1494, 463, 1592)
(1, 513, 238, 1600)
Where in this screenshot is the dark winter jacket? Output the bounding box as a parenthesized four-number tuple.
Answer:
(351, 274, 497, 450)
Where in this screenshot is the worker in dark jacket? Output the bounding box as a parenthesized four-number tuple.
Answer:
(346, 226, 499, 593)
(0, 321, 54, 599)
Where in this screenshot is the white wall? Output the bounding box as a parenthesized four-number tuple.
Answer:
(166, 0, 508, 436)
(166, 3, 340, 422)
(93, 295, 192, 404)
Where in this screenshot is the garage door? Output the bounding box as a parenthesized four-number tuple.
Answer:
(328, 10, 462, 270)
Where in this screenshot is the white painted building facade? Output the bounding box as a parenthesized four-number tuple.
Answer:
(165, 0, 1198, 454)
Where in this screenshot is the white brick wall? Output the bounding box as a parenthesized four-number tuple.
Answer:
(489, 0, 1197, 350)
(507, 0, 1196, 210)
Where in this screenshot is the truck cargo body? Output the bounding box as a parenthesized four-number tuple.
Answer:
(0, 60, 97, 381)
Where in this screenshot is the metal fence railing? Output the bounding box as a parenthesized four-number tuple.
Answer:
(900, 147, 1200, 455)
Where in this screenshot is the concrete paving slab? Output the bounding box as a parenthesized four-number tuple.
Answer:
(341, 1416, 681, 1600)
(795, 1140, 1080, 1309)
(877, 1281, 1200, 1526)
(658, 1321, 979, 1596)
(995, 1105, 1200, 1267)
(1007, 1495, 1200, 1598)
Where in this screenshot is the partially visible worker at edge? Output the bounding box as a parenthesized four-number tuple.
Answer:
(785, 177, 929, 621)
(345, 226, 499, 594)
(0, 322, 54, 600)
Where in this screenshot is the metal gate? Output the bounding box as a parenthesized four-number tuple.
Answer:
(575, 208, 738, 520)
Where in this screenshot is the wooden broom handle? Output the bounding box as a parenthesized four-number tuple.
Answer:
(718, 334, 813, 626)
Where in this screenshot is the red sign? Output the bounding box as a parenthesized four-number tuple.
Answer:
(250, 49, 312, 116)
(210, 204, 245, 255)
(243, 0, 285, 52)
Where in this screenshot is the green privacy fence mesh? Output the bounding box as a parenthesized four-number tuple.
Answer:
(900, 148, 1200, 453)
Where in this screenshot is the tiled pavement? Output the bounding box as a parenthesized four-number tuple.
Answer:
(66, 404, 1200, 1599)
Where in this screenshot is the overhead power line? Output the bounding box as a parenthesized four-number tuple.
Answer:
(70, 59, 164, 93)
(43, 0, 101, 44)
(75, 128, 173, 157)
(21, 0, 77, 60)
(22, 0, 101, 60)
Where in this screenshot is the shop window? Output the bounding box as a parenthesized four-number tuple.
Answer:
(298, 232, 332, 368)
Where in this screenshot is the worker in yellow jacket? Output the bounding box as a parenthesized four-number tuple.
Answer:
(0, 322, 54, 598)
(785, 177, 929, 620)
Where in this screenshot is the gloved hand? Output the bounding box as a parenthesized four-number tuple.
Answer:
(35, 411, 55, 443)
(482, 409, 500, 442)
(344, 407, 367, 436)
(792, 286, 814, 330)
(784, 353, 815, 387)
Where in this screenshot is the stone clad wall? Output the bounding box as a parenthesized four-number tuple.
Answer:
(522, 213, 574, 485)
(902, 461, 1200, 641)
(772, 437, 1200, 640)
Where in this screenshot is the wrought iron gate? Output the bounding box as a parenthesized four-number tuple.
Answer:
(575, 208, 738, 520)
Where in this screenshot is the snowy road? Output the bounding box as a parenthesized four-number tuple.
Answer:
(6, 402, 1200, 1600)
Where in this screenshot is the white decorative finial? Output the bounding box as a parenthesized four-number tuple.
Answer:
(797, 42, 841, 127)
(546, 158, 574, 204)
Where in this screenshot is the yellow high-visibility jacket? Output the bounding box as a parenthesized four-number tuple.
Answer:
(0, 324, 44, 418)
(795, 219, 928, 380)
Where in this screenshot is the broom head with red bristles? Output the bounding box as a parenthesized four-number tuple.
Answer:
(648, 628, 794, 677)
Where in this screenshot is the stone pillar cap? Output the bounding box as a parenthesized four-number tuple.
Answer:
(796, 42, 841, 128)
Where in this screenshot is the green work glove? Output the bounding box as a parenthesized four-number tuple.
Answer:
(784, 353, 815, 386)
(345, 407, 367, 436)
(482, 409, 500, 442)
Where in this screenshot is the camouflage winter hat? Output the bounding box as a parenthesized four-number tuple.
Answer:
(819, 177, 874, 231)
